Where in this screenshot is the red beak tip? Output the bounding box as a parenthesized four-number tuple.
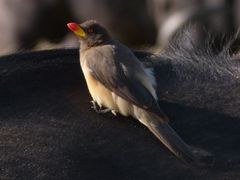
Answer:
(67, 22, 78, 31)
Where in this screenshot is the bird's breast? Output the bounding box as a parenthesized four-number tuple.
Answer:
(80, 57, 132, 116)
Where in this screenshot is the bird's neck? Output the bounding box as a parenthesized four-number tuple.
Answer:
(80, 39, 114, 51)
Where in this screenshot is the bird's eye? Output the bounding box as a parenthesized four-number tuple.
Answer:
(88, 28, 94, 33)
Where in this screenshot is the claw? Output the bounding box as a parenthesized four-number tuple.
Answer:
(99, 108, 111, 114)
(90, 100, 111, 114)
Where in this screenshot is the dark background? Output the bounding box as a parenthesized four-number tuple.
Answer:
(0, 0, 240, 55)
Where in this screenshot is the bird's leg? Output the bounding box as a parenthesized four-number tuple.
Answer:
(91, 100, 111, 114)
(91, 100, 99, 111)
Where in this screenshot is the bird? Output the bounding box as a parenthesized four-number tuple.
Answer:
(67, 20, 195, 163)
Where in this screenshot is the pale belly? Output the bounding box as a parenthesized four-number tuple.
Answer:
(81, 63, 132, 116)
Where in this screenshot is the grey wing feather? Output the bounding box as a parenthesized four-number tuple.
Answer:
(86, 48, 166, 117)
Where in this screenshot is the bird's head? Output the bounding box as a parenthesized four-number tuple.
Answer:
(67, 20, 111, 47)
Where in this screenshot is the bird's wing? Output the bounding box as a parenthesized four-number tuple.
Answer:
(85, 47, 197, 163)
(85, 47, 167, 119)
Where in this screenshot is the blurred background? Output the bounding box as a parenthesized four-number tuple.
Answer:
(0, 0, 239, 56)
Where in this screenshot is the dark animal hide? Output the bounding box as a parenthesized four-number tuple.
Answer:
(0, 48, 240, 179)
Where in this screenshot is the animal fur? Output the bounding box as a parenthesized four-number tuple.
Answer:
(141, 28, 240, 118)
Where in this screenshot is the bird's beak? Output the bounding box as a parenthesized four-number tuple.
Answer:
(67, 22, 86, 38)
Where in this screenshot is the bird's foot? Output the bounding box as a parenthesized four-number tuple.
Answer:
(91, 100, 111, 114)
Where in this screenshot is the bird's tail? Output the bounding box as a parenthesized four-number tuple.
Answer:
(140, 112, 195, 163)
